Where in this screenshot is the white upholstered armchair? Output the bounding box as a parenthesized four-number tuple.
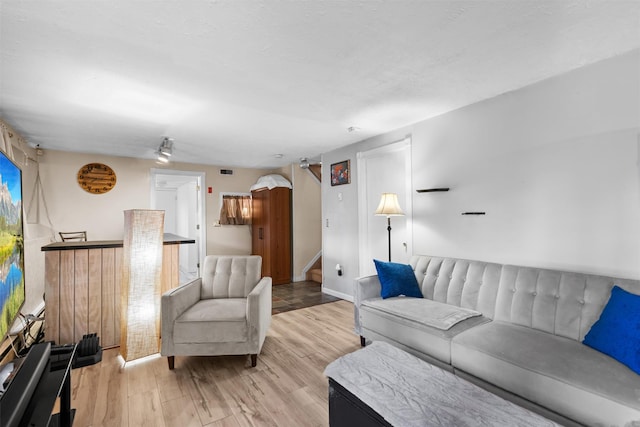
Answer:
(161, 255, 272, 369)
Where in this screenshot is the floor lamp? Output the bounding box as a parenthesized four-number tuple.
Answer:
(374, 193, 405, 262)
(121, 209, 165, 362)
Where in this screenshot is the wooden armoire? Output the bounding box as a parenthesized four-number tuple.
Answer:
(251, 186, 292, 284)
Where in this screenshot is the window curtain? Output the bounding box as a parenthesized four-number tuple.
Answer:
(0, 120, 17, 161)
(219, 195, 252, 225)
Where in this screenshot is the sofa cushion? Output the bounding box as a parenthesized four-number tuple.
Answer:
(451, 321, 640, 426)
(363, 297, 481, 330)
(174, 298, 247, 343)
(583, 285, 640, 375)
(374, 259, 423, 299)
(360, 297, 489, 364)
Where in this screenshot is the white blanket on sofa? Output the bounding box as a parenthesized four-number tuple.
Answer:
(325, 341, 559, 427)
(362, 297, 482, 330)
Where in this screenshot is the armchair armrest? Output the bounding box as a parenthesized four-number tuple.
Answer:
(161, 278, 202, 356)
(247, 276, 272, 350)
(353, 275, 382, 335)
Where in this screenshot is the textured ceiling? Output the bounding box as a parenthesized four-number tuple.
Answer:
(1, 1, 639, 168)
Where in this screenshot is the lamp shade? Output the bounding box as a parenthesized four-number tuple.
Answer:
(374, 193, 405, 217)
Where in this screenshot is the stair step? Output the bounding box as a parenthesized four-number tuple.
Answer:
(308, 268, 322, 284)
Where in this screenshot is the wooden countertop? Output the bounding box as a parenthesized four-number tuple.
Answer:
(41, 233, 195, 251)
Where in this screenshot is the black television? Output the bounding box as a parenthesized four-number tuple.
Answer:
(0, 148, 24, 344)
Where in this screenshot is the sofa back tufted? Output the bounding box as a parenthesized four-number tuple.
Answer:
(495, 265, 640, 341)
(410, 256, 503, 319)
(409, 255, 640, 342)
(200, 255, 263, 299)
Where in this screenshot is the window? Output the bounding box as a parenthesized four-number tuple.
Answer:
(219, 194, 252, 225)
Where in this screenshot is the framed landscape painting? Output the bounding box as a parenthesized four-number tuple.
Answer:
(331, 160, 350, 186)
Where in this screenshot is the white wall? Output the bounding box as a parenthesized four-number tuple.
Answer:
(176, 180, 198, 275)
(155, 189, 177, 232)
(21, 149, 271, 313)
(38, 151, 152, 239)
(36, 150, 270, 250)
(322, 49, 640, 298)
(291, 164, 322, 281)
(357, 139, 413, 275)
(322, 126, 411, 298)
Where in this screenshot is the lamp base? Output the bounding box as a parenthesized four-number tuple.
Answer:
(387, 217, 392, 262)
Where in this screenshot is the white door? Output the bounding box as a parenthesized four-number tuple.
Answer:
(150, 169, 206, 282)
(358, 138, 412, 276)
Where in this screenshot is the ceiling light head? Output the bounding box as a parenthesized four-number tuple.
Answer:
(159, 145, 172, 156)
(299, 157, 310, 169)
(156, 137, 174, 163)
(157, 152, 170, 163)
(159, 137, 173, 156)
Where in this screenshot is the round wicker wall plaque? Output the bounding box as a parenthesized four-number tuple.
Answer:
(77, 163, 117, 194)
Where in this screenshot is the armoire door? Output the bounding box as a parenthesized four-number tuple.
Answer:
(251, 187, 291, 284)
(269, 187, 291, 284)
(251, 188, 269, 277)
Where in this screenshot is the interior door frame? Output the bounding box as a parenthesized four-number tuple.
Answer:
(357, 137, 413, 275)
(150, 168, 206, 277)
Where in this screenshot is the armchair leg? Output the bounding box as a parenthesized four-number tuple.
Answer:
(360, 336, 366, 347)
(168, 356, 175, 370)
(250, 354, 257, 367)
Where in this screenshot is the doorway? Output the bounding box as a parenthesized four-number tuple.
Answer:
(150, 169, 206, 282)
(357, 138, 412, 276)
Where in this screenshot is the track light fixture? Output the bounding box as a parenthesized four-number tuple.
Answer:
(157, 137, 173, 163)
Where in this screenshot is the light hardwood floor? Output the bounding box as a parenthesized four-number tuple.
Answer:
(69, 300, 360, 427)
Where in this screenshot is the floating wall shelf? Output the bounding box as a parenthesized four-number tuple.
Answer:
(416, 188, 450, 193)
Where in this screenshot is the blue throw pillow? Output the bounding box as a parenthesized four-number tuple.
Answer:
(373, 259, 423, 299)
(583, 286, 640, 374)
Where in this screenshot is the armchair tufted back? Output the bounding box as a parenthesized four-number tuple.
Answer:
(200, 255, 263, 299)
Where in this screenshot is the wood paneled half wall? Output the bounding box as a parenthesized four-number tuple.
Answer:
(42, 234, 193, 348)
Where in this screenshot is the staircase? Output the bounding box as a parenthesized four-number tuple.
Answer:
(309, 164, 321, 182)
(304, 163, 322, 283)
(306, 256, 322, 284)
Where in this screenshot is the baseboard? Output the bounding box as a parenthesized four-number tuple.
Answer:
(322, 287, 353, 302)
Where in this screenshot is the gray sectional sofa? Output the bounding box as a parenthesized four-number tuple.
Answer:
(354, 255, 640, 427)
